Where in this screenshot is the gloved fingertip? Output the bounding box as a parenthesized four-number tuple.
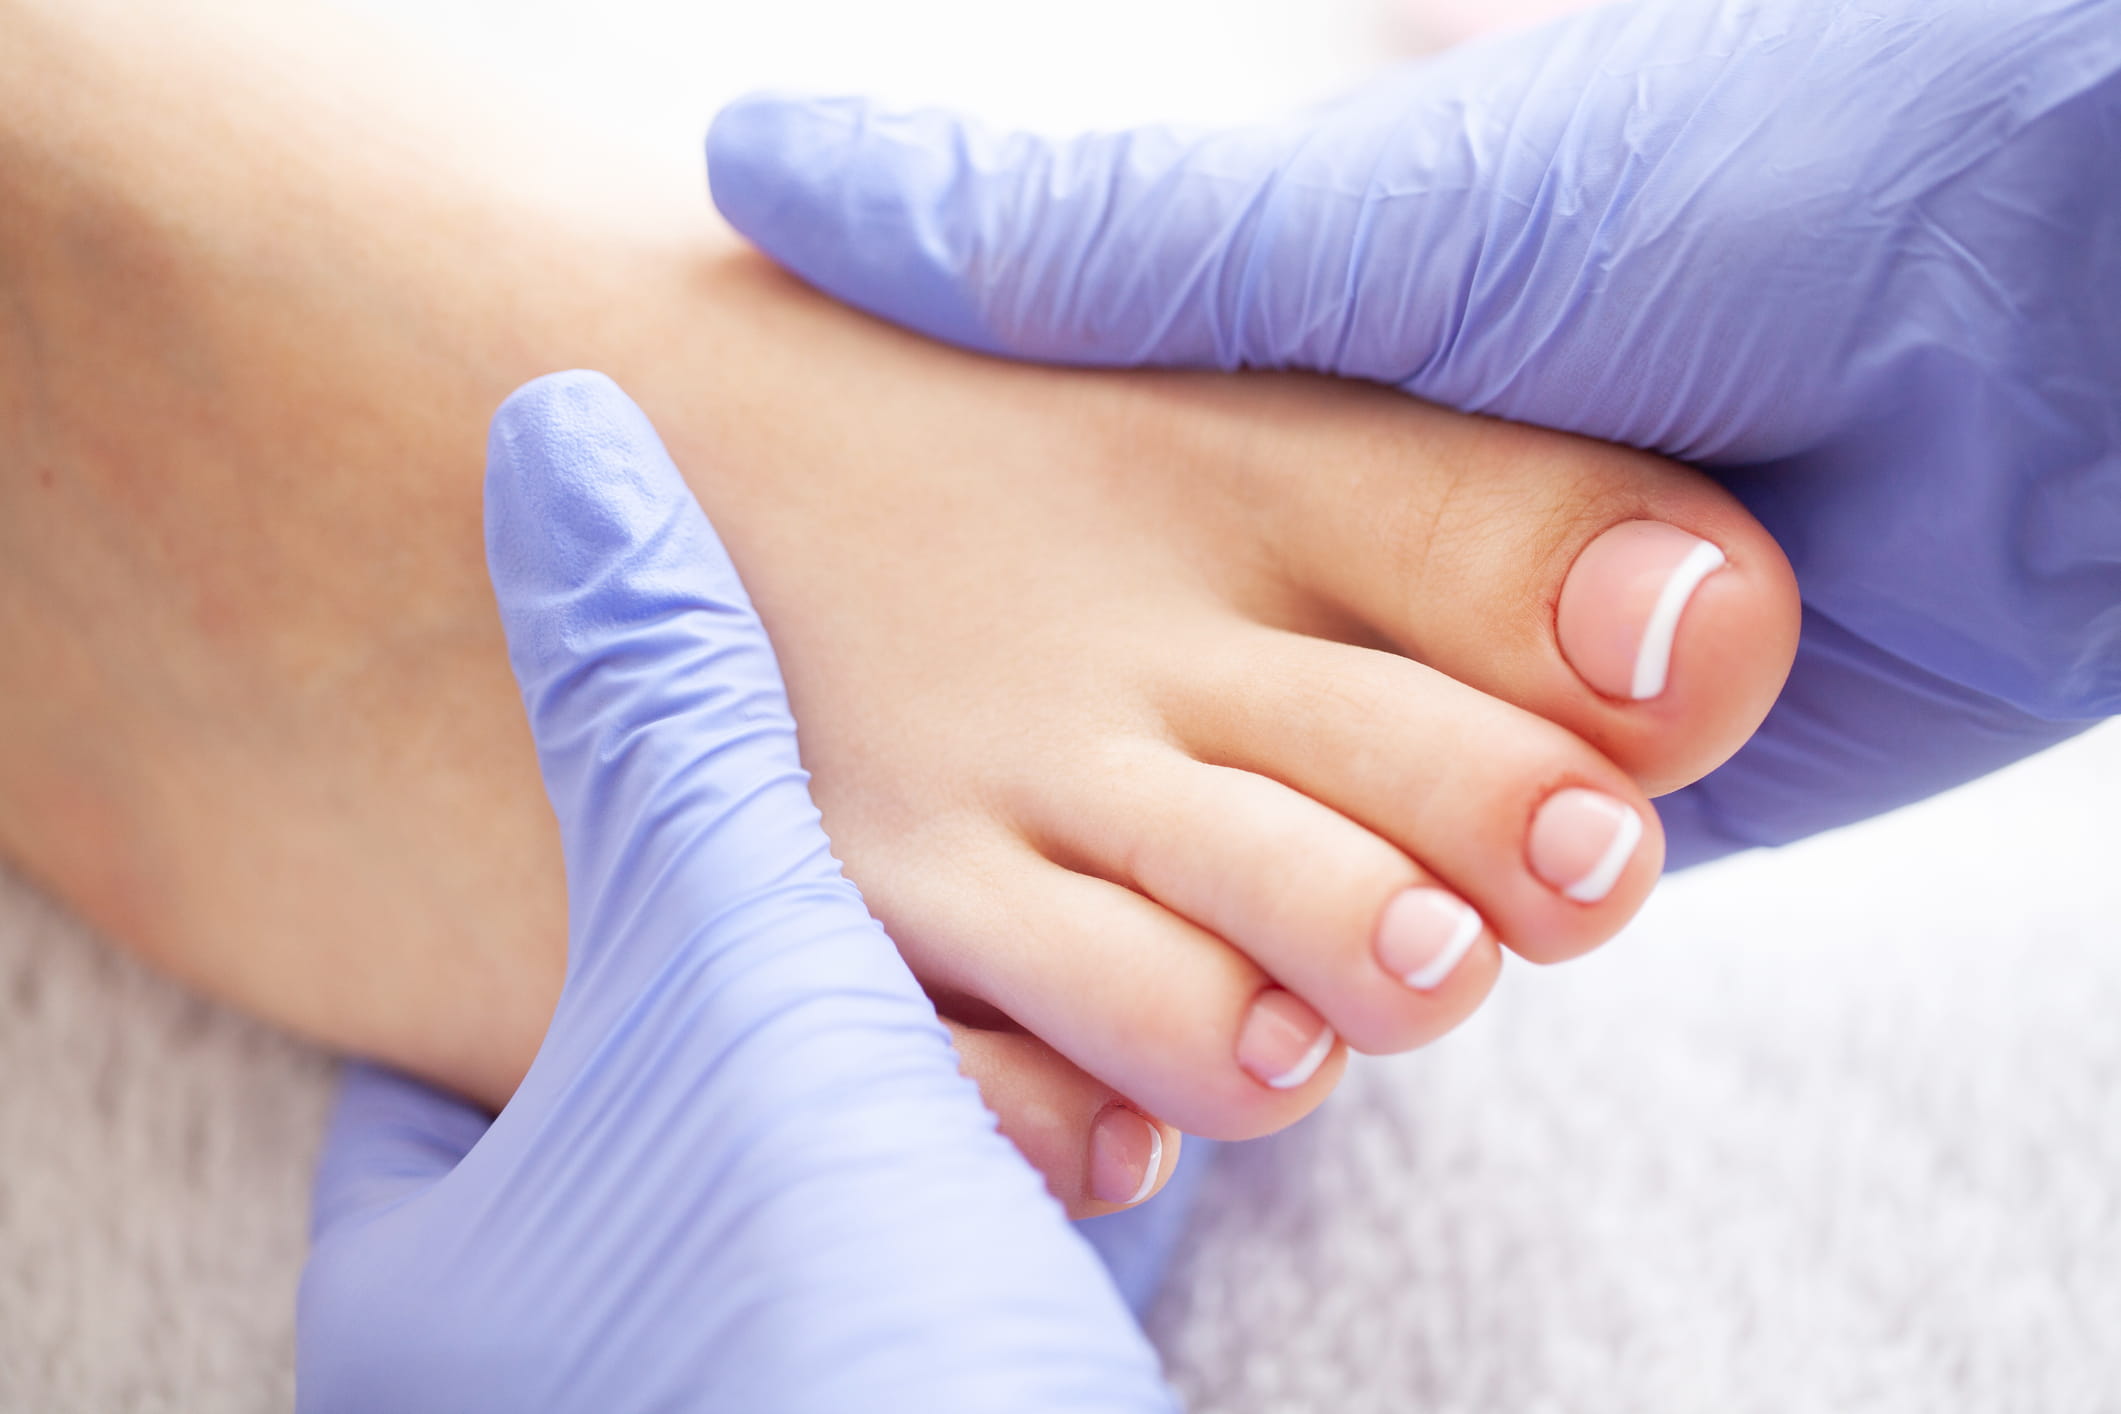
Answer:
(483, 369, 734, 661)
(485, 370, 675, 575)
(704, 92, 839, 246)
(706, 92, 1002, 353)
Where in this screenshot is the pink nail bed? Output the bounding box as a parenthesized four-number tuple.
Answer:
(1375, 888, 1484, 991)
(1087, 1107, 1164, 1207)
(1557, 521, 1726, 702)
(1528, 788, 1644, 904)
(1236, 989, 1335, 1090)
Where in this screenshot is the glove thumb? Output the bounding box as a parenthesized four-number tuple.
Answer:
(484, 371, 844, 1001)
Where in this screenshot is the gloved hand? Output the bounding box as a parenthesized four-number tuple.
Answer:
(294, 371, 1175, 1413)
(706, 0, 2121, 866)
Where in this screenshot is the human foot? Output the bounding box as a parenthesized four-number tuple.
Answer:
(646, 280, 1795, 1142)
(0, 0, 1796, 1209)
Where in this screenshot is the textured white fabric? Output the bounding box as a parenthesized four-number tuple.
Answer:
(8, 729, 2119, 1411)
(1152, 725, 2121, 1412)
(0, 875, 329, 1411)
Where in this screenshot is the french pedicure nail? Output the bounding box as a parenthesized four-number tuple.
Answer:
(1237, 988, 1336, 1091)
(1557, 521, 1728, 701)
(1375, 888, 1484, 992)
(1529, 788, 1645, 904)
(1088, 1106, 1164, 1208)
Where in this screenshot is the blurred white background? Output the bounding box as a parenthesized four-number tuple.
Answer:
(2, 1, 2117, 1410)
(377, 0, 1390, 158)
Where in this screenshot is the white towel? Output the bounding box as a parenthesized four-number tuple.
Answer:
(9, 727, 2118, 1411)
(1153, 725, 2121, 1412)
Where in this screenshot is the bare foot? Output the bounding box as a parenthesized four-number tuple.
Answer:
(0, 0, 1796, 1210)
(688, 275, 1790, 1141)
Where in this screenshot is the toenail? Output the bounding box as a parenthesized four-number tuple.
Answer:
(1557, 521, 1727, 701)
(1375, 888, 1485, 991)
(1087, 1106, 1164, 1207)
(1528, 788, 1644, 904)
(1237, 989, 1336, 1091)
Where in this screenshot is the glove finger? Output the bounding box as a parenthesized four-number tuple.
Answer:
(307, 1062, 492, 1240)
(708, 6, 2110, 466)
(701, 12, 1698, 393)
(1659, 609, 2095, 870)
(709, 92, 1314, 369)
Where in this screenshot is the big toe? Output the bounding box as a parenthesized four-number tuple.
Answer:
(1215, 375, 1800, 796)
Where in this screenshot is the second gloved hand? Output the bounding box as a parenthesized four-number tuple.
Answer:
(295, 372, 1174, 1413)
(707, 0, 2121, 864)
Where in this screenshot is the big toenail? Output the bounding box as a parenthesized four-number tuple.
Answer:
(1529, 788, 1644, 904)
(1557, 521, 1727, 701)
(1087, 1106, 1164, 1207)
(1375, 888, 1485, 991)
(1237, 989, 1336, 1090)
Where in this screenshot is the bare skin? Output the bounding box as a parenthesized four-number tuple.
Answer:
(0, 0, 1797, 1212)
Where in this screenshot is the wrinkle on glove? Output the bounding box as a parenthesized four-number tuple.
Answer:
(708, 0, 2121, 866)
(296, 372, 1175, 1414)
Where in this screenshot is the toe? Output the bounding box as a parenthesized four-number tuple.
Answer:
(917, 847, 1346, 1142)
(1178, 629, 1666, 966)
(944, 1019, 1180, 1220)
(1216, 380, 1799, 795)
(1026, 747, 1500, 1057)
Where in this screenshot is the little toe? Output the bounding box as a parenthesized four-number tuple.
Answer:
(944, 1020, 1180, 1219)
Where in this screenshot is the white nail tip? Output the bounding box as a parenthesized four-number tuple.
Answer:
(1266, 1025, 1337, 1090)
(1402, 899, 1484, 992)
(1125, 1124, 1165, 1207)
(1563, 798, 1645, 904)
(1629, 539, 1727, 700)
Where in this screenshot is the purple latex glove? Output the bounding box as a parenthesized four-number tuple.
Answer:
(294, 372, 1175, 1413)
(706, 0, 2121, 866)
